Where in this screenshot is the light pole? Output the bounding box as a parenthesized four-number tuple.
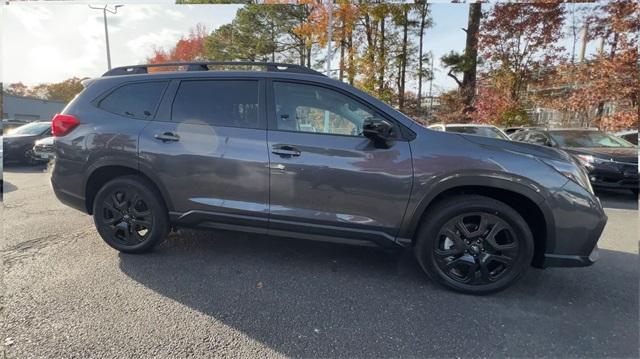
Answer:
(89, 4, 123, 70)
(323, 0, 333, 133)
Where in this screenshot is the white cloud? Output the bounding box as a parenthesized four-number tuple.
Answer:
(6, 5, 54, 39)
(127, 29, 183, 61)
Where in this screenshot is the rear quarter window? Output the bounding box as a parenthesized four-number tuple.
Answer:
(98, 81, 167, 120)
(171, 80, 260, 129)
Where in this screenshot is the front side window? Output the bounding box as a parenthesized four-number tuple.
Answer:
(98, 81, 167, 120)
(172, 80, 260, 128)
(273, 81, 375, 136)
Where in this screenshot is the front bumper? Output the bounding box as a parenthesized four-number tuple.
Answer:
(587, 162, 638, 190)
(32, 147, 55, 161)
(540, 180, 608, 268)
(542, 241, 602, 268)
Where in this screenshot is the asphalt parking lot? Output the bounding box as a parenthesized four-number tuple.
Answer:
(1, 164, 638, 358)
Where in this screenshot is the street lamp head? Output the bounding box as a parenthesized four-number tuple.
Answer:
(115, 5, 124, 9)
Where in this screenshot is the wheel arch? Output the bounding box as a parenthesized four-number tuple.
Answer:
(406, 176, 556, 267)
(84, 162, 173, 215)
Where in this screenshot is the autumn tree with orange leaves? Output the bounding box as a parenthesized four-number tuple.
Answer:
(535, 0, 639, 130)
(472, 2, 566, 125)
(148, 24, 208, 66)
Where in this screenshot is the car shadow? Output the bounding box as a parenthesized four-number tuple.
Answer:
(119, 229, 638, 358)
(2, 181, 17, 194)
(3, 162, 49, 173)
(596, 188, 638, 210)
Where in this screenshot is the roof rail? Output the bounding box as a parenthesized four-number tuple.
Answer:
(102, 61, 326, 77)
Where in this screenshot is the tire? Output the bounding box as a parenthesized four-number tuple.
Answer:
(414, 195, 534, 295)
(23, 148, 37, 165)
(92, 175, 169, 253)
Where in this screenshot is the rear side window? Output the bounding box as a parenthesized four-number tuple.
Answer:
(171, 80, 260, 128)
(98, 81, 167, 120)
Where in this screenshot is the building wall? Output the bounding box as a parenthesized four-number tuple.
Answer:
(2, 94, 66, 122)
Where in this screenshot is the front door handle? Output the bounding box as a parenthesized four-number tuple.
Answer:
(272, 145, 301, 157)
(154, 132, 180, 142)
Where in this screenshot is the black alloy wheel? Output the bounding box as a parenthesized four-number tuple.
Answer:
(415, 195, 534, 294)
(434, 212, 519, 285)
(101, 190, 153, 245)
(93, 176, 168, 253)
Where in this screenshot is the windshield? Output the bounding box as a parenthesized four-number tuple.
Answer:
(446, 126, 509, 140)
(8, 122, 51, 136)
(550, 131, 635, 148)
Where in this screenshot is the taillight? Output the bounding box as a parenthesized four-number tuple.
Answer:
(51, 114, 80, 136)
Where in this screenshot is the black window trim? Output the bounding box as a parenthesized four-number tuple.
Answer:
(266, 78, 411, 141)
(92, 80, 170, 121)
(169, 78, 266, 130)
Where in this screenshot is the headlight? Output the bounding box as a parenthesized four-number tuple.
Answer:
(540, 158, 594, 194)
(574, 154, 608, 169)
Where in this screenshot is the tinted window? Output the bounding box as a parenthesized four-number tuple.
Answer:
(510, 131, 526, 141)
(99, 82, 167, 120)
(621, 133, 638, 145)
(526, 131, 551, 146)
(273, 81, 375, 136)
(549, 131, 634, 148)
(446, 126, 509, 140)
(172, 80, 260, 128)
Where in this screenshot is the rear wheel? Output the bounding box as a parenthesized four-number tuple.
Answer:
(93, 176, 169, 253)
(415, 195, 534, 294)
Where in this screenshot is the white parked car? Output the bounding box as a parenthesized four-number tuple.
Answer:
(32, 136, 55, 162)
(427, 123, 511, 140)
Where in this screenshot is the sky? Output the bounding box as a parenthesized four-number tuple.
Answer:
(1, 1, 595, 94)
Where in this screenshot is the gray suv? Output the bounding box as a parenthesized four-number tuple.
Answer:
(51, 62, 606, 294)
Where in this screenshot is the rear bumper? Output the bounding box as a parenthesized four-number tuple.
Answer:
(51, 169, 88, 214)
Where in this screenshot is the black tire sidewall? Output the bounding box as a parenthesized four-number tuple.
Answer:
(93, 176, 169, 253)
(415, 195, 534, 295)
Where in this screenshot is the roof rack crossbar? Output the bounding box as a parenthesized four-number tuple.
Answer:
(102, 61, 326, 77)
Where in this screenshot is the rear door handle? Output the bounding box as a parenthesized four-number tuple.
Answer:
(272, 145, 301, 157)
(154, 132, 180, 142)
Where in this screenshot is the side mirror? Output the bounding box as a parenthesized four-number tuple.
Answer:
(363, 117, 395, 148)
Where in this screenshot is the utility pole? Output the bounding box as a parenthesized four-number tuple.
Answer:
(89, 4, 124, 70)
(578, 22, 588, 62)
(428, 52, 434, 120)
(324, 0, 333, 133)
(325, 0, 333, 77)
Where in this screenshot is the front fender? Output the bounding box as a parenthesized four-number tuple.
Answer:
(398, 171, 559, 249)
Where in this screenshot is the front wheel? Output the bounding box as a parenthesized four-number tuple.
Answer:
(415, 195, 534, 294)
(93, 176, 169, 253)
(23, 148, 37, 165)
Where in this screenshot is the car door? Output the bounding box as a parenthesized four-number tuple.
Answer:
(139, 78, 270, 232)
(266, 80, 413, 247)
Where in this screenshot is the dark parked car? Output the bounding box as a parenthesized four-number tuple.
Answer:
(51, 62, 606, 294)
(2, 121, 52, 164)
(504, 126, 543, 136)
(615, 130, 638, 145)
(511, 128, 638, 196)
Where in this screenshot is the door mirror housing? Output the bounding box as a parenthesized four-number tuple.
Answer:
(363, 117, 395, 148)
